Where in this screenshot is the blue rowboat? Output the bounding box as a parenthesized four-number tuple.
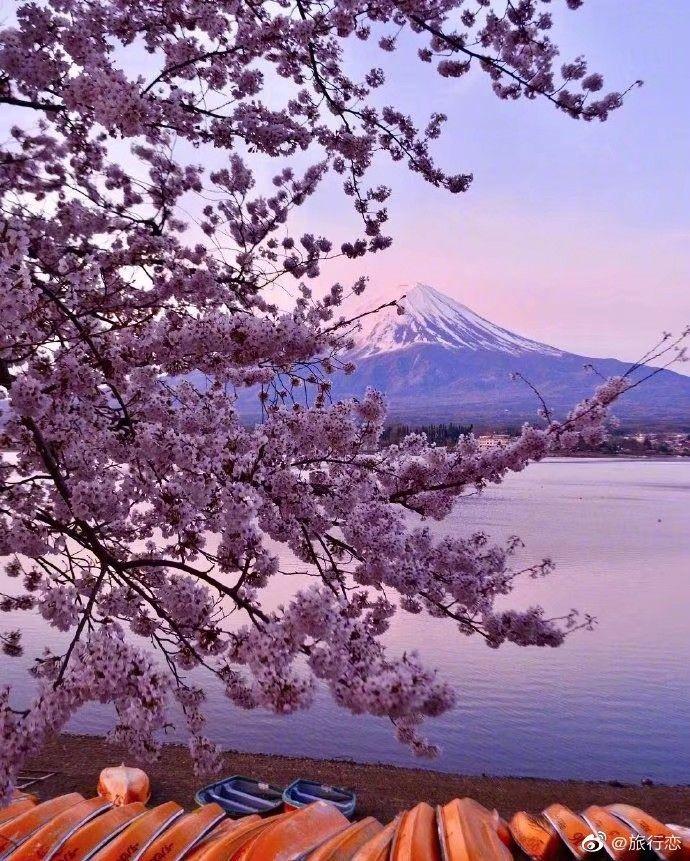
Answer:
(282, 779, 356, 820)
(194, 775, 284, 818)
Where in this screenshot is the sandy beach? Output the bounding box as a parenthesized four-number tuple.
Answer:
(24, 734, 690, 825)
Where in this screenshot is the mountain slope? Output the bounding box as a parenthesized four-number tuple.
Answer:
(349, 283, 563, 358)
(331, 284, 690, 428)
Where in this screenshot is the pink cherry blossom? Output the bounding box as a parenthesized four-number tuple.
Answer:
(0, 0, 677, 804)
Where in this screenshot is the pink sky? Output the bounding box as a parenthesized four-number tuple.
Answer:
(315, 1, 690, 369)
(2, 1, 687, 369)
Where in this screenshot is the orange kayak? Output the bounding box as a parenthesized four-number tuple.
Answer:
(228, 807, 297, 861)
(7, 796, 111, 861)
(508, 811, 560, 861)
(581, 805, 641, 861)
(390, 802, 441, 861)
(350, 817, 400, 861)
(50, 802, 147, 861)
(543, 803, 593, 860)
(608, 805, 690, 860)
(0, 794, 84, 860)
(0, 800, 37, 828)
(235, 801, 349, 861)
(137, 803, 225, 861)
(183, 816, 262, 861)
(444, 799, 511, 850)
(224, 811, 300, 861)
(89, 801, 183, 861)
(437, 798, 513, 861)
(306, 817, 383, 860)
(97, 766, 150, 807)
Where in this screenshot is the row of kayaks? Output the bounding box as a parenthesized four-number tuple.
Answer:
(0, 789, 688, 860)
(0, 792, 349, 861)
(195, 776, 356, 820)
(510, 801, 690, 860)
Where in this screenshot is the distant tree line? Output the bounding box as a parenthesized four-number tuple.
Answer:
(379, 425, 689, 456)
(382, 422, 474, 446)
(590, 431, 690, 457)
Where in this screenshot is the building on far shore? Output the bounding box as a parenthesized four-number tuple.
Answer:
(476, 433, 513, 451)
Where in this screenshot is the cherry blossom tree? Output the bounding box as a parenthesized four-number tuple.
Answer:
(0, 0, 669, 800)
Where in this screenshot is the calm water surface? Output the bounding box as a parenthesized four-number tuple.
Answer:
(2, 458, 689, 782)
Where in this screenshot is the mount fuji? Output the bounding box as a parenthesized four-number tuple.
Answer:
(329, 283, 690, 428)
(347, 283, 564, 359)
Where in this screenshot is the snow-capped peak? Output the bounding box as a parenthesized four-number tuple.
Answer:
(347, 283, 563, 358)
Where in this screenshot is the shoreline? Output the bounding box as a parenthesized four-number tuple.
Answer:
(26, 734, 690, 824)
(546, 453, 689, 460)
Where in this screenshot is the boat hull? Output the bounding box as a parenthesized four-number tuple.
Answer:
(306, 817, 383, 860)
(390, 802, 441, 861)
(581, 805, 641, 861)
(437, 798, 513, 861)
(236, 801, 349, 860)
(282, 782, 356, 820)
(184, 815, 265, 860)
(508, 811, 561, 861)
(0, 801, 37, 828)
(135, 803, 225, 861)
(350, 817, 400, 861)
(195, 776, 284, 818)
(7, 796, 111, 861)
(50, 801, 147, 861)
(543, 804, 592, 860)
(0, 794, 84, 861)
(608, 804, 690, 860)
(90, 802, 183, 861)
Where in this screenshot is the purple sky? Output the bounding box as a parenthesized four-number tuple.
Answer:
(3, 2, 688, 369)
(320, 1, 690, 368)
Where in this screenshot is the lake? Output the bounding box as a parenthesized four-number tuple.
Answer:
(2, 458, 689, 783)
